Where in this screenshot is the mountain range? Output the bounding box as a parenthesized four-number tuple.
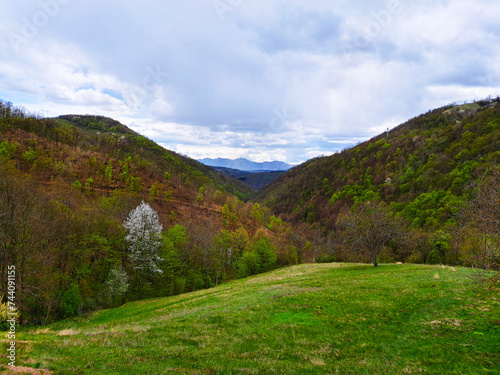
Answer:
(199, 157, 293, 172)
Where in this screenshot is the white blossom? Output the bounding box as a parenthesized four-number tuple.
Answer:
(123, 201, 163, 274)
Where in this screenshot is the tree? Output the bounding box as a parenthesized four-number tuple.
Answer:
(337, 202, 405, 267)
(235, 252, 259, 278)
(156, 225, 186, 295)
(406, 230, 432, 264)
(123, 201, 164, 275)
(103, 265, 129, 303)
(459, 167, 500, 286)
(210, 230, 235, 285)
(60, 284, 82, 318)
(251, 237, 277, 273)
(463, 168, 500, 244)
(429, 230, 451, 264)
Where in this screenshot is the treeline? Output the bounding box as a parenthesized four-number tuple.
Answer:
(317, 168, 499, 272)
(0, 99, 44, 121)
(0, 102, 312, 326)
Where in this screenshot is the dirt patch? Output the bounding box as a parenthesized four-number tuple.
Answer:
(424, 318, 461, 327)
(4, 366, 52, 375)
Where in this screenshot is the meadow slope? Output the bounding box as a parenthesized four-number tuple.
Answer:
(3, 264, 500, 375)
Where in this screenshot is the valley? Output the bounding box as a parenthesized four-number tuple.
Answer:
(0, 98, 499, 374)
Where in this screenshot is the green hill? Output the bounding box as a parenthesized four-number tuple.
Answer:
(1, 99, 499, 374)
(9, 264, 500, 374)
(254, 100, 499, 266)
(256, 100, 500, 231)
(55, 114, 254, 201)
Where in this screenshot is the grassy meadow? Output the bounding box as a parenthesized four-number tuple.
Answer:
(2, 263, 500, 374)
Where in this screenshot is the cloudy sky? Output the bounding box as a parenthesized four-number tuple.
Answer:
(1, 1, 499, 164)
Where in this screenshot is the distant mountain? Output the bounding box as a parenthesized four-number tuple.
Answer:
(199, 157, 293, 172)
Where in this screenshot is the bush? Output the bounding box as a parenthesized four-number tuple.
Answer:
(72, 180, 82, 190)
(0, 141, 17, 159)
(252, 238, 277, 273)
(236, 237, 278, 277)
(236, 252, 259, 278)
(104, 265, 129, 304)
(60, 284, 82, 318)
(315, 254, 337, 263)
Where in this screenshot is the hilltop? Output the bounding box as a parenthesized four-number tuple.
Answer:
(8, 264, 500, 374)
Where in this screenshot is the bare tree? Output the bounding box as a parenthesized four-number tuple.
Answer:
(463, 168, 500, 242)
(337, 202, 406, 267)
(459, 167, 499, 279)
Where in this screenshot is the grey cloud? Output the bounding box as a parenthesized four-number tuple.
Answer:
(240, 6, 344, 55)
(1, 0, 500, 164)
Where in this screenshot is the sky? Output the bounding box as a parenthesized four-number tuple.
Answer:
(1, 0, 499, 164)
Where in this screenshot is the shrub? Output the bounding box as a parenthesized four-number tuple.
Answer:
(60, 284, 82, 318)
(72, 180, 82, 190)
(236, 252, 259, 278)
(0, 141, 17, 159)
(251, 238, 278, 274)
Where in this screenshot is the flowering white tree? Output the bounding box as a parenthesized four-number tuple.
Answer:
(104, 265, 129, 297)
(123, 201, 163, 274)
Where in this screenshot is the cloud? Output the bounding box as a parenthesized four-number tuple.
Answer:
(0, 0, 499, 164)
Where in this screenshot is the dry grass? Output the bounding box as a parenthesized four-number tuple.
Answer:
(57, 329, 80, 336)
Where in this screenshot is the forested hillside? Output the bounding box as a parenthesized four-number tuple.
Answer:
(256, 99, 500, 268)
(0, 100, 312, 325)
(213, 166, 285, 190)
(237, 170, 285, 190)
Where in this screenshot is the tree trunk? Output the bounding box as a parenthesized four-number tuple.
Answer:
(373, 256, 378, 267)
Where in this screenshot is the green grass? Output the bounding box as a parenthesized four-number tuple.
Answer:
(3, 264, 500, 374)
(454, 102, 482, 111)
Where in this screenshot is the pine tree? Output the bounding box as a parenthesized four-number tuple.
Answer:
(123, 201, 163, 274)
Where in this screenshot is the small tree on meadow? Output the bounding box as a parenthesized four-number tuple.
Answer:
(123, 201, 164, 275)
(337, 202, 405, 267)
